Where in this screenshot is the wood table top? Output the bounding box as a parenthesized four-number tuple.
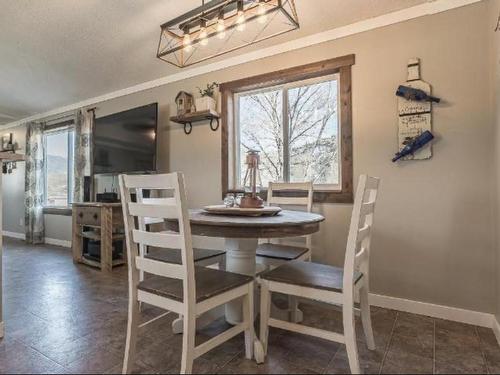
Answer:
(167, 209, 325, 239)
(189, 209, 324, 227)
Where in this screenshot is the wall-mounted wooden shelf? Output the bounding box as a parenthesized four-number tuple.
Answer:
(170, 109, 220, 135)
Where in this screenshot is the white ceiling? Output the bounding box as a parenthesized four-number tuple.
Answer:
(0, 0, 429, 125)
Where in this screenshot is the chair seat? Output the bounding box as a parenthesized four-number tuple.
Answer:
(256, 243, 309, 261)
(145, 247, 225, 265)
(138, 267, 253, 303)
(260, 260, 363, 293)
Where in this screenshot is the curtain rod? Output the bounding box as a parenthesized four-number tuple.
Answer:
(43, 111, 77, 124)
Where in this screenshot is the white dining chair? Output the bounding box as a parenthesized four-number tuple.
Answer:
(256, 182, 313, 323)
(258, 175, 380, 374)
(257, 181, 314, 266)
(138, 197, 226, 276)
(119, 172, 255, 374)
(136, 197, 226, 330)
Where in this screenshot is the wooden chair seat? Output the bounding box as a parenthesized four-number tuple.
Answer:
(145, 247, 225, 265)
(260, 260, 363, 293)
(256, 243, 309, 261)
(138, 266, 253, 303)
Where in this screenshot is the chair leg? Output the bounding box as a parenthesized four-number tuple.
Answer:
(219, 254, 226, 271)
(288, 296, 300, 323)
(343, 304, 361, 375)
(360, 285, 375, 350)
(122, 298, 140, 374)
(180, 313, 196, 374)
(242, 283, 255, 360)
(260, 280, 271, 355)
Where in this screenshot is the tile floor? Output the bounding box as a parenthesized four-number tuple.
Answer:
(1, 238, 499, 374)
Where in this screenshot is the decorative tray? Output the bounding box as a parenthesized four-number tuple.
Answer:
(203, 205, 282, 217)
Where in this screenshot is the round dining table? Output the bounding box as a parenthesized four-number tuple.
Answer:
(171, 208, 325, 324)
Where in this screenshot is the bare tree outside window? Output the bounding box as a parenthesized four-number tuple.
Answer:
(237, 75, 340, 188)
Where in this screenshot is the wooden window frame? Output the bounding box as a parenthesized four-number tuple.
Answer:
(220, 54, 355, 204)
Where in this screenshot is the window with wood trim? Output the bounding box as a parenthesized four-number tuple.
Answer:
(220, 54, 354, 203)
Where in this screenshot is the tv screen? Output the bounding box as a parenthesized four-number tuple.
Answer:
(93, 103, 157, 174)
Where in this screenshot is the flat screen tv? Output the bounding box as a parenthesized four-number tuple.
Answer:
(93, 103, 158, 174)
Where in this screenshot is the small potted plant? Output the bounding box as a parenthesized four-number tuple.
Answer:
(195, 82, 218, 112)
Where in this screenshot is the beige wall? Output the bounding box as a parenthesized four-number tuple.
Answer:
(3, 2, 496, 313)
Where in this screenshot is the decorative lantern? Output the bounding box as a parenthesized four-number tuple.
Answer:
(240, 150, 264, 208)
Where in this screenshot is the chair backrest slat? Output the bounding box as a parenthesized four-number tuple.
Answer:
(119, 172, 196, 304)
(360, 201, 375, 216)
(128, 202, 179, 219)
(266, 181, 314, 248)
(268, 182, 312, 191)
(356, 225, 371, 243)
(132, 229, 183, 249)
(123, 174, 179, 189)
(268, 196, 310, 206)
(343, 175, 380, 299)
(135, 257, 185, 279)
(267, 181, 314, 212)
(143, 197, 176, 205)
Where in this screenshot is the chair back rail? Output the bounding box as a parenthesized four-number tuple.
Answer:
(266, 181, 314, 248)
(119, 172, 196, 310)
(343, 175, 380, 301)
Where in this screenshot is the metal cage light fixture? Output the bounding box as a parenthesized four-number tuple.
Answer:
(157, 0, 299, 68)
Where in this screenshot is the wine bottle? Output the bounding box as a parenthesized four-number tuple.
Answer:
(392, 131, 435, 162)
(396, 85, 440, 103)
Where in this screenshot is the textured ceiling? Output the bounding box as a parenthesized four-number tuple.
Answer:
(0, 0, 428, 125)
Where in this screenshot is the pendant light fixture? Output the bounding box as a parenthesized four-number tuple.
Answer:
(157, 0, 299, 68)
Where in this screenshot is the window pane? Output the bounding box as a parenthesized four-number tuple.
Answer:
(45, 131, 71, 206)
(238, 89, 283, 187)
(288, 78, 340, 185)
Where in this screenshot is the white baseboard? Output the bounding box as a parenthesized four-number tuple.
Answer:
(493, 316, 500, 347)
(2, 231, 25, 240)
(369, 293, 494, 328)
(44, 237, 71, 248)
(2, 231, 71, 248)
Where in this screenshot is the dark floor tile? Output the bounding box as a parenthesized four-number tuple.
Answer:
(34, 335, 101, 366)
(0, 339, 67, 374)
(104, 360, 155, 374)
(435, 318, 478, 337)
(326, 341, 383, 375)
(356, 307, 397, 349)
(271, 330, 340, 373)
(1, 238, 498, 375)
(477, 326, 500, 374)
(434, 325, 487, 374)
(434, 358, 487, 374)
(382, 350, 433, 374)
(435, 324, 483, 362)
(65, 345, 123, 374)
(218, 352, 318, 374)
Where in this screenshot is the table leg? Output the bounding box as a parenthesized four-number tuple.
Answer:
(225, 238, 258, 325)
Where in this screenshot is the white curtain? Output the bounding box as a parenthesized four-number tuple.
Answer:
(24, 121, 45, 244)
(73, 109, 93, 203)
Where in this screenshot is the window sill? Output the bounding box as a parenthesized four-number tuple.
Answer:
(226, 189, 353, 204)
(43, 206, 73, 216)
